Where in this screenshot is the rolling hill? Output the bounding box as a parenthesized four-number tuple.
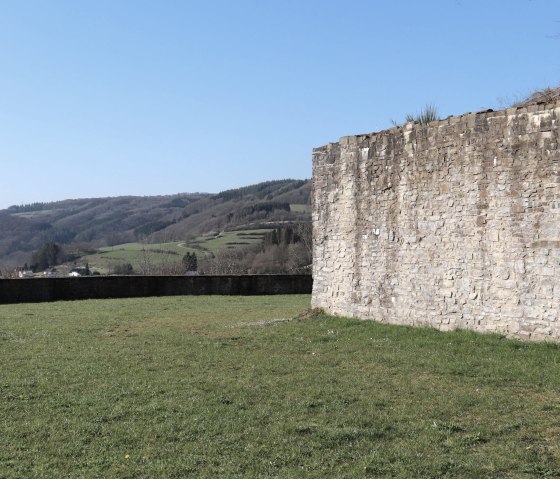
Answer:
(0, 179, 311, 268)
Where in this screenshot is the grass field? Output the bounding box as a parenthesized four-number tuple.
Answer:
(2, 295, 560, 478)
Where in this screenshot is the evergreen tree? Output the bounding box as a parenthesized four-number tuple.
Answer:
(30, 242, 64, 272)
(182, 252, 198, 272)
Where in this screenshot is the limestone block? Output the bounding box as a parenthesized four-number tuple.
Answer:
(500, 307, 524, 319)
(514, 259, 526, 274)
(494, 279, 516, 289)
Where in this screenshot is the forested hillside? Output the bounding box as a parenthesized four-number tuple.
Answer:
(0, 179, 311, 268)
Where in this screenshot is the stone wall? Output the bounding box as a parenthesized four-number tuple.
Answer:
(312, 100, 560, 340)
(0, 275, 312, 304)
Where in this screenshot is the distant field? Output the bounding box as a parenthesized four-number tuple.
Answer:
(11, 209, 57, 218)
(2, 295, 560, 478)
(187, 229, 271, 254)
(290, 204, 310, 213)
(82, 230, 272, 273)
(82, 241, 195, 274)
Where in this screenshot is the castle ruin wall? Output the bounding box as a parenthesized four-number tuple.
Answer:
(312, 100, 560, 340)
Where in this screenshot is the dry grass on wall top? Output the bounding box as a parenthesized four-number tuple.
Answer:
(514, 85, 560, 107)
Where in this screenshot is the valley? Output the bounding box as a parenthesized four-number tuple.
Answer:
(0, 180, 311, 275)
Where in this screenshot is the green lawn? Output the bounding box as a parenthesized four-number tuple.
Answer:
(1, 295, 560, 478)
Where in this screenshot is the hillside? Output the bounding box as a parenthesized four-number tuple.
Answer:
(0, 179, 311, 268)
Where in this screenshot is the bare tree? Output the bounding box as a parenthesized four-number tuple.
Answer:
(138, 234, 184, 275)
(295, 223, 312, 262)
(200, 247, 251, 275)
(286, 243, 312, 274)
(0, 261, 20, 278)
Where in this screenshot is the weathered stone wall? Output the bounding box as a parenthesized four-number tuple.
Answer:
(312, 100, 560, 340)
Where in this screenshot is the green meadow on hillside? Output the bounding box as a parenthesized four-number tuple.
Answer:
(186, 229, 271, 254)
(1, 295, 560, 478)
(289, 203, 311, 213)
(82, 241, 194, 273)
(82, 229, 272, 274)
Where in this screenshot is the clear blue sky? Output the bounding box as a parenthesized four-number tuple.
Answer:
(1, 0, 558, 209)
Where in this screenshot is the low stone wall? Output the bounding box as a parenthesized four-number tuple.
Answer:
(0, 275, 312, 304)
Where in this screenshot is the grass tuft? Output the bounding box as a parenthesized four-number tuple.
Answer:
(406, 103, 440, 125)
